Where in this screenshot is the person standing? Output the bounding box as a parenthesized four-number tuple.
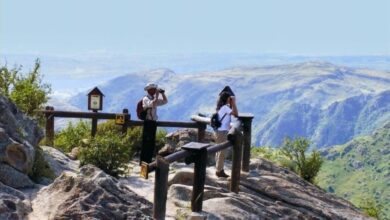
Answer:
(215, 91, 238, 177)
(140, 83, 168, 164)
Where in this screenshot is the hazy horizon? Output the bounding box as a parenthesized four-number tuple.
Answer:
(1, 53, 389, 97)
(1, 0, 389, 94)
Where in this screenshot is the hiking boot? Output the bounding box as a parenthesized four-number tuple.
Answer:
(216, 169, 229, 178)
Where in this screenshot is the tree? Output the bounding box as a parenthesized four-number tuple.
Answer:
(1, 59, 51, 125)
(280, 137, 323, 183)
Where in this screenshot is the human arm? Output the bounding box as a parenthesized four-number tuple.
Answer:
(230, 96, 238, 117)
(157, 90, 168, 106)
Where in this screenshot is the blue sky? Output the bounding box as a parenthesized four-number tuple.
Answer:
(1, 0, 389, 56)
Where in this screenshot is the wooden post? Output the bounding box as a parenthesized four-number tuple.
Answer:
(180, 142, 210, 212)
(121, 108, 130, 134)
(197, 123, 207, 142)
(91, 110, 98, 137)
(191, 148, 208, 212)
(230, 128, 243, 193)
(238, 114, 254, 172)
(45, 106, 55, 146)
(153, 156, 169, 220)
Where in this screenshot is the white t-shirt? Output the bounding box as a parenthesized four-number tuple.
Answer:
(142, 94, 168, 121)
(217, 105, 232, 131)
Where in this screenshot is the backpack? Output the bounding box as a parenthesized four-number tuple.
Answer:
(210, 112, 227, 130)
(136, 98, 148, 120)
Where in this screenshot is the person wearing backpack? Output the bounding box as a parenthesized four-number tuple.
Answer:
(139, 83, 168, 164)
(140, 83, 168, 121)
(214, 91, 238, 178)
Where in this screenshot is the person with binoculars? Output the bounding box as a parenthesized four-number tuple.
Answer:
(139, 83, 169, 164)
(142, 83, 168, 121)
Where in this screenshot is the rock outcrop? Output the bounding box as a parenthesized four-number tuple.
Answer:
(40, 146, 79, 176)
(163, 158, 371, 220)
(0, 163, 35, 189)
(29, 165, 153, 220)
(0, 95, 42, 172)
(160, 129, 225, 165)
(160, 129, 215, 156)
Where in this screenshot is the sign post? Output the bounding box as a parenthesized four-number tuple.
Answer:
(87, 87, 104, 136)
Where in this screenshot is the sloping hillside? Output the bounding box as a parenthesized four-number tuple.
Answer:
(69, 62, 390, 148)
(317, 122, 390, 218)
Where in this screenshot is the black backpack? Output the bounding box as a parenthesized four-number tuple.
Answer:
(210, 112, 227, 130)
(136, 97, 150, 120)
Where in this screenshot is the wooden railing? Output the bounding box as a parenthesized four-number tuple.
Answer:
(41, 106, 254, 219)
(41, 106, 207, 145)
(143, 124, 243, 219)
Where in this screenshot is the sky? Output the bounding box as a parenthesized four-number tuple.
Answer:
(1, 0, 390, 56)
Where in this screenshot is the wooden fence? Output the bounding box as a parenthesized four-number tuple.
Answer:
(41, 106, 254, 219)
(42, 106, 208, 145)
(143, 124, 243, 219)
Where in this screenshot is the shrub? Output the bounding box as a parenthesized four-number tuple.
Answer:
(79, 131, 131, 177)
(55, 120, 167, 177)
(251, 146, 296, 171)
(54, 120, 90, 152)
(156, 129, 168, 152)
(280, 137, 323, 183)
(358, 197, 383, 219)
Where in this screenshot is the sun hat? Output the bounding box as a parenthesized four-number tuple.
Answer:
(144, 83, 158, 91)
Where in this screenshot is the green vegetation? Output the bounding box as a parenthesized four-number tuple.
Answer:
(54, 120, 167, 177)
(0, 59, 51, 125)
(29, 147, 55, 182)
(79, 131, 131, 177)
(252, 137, 323, 184)
(317, 122, 390, 219)
(54, 120, 91, 152)
(280, 137, 323, 184)
(251, 146, 296, 171)
(358, 197, 384, 219)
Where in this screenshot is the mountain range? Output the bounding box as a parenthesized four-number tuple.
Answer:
(66, 61, 390, 148)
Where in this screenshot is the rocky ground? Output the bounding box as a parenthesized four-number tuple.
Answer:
(123, 157, 371, 220)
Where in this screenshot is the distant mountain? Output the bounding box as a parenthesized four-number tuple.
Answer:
(259, 90, 390, 147)
(69, 62, 390, 147)
(317, 122, 390, 219)
(2, 53, 390, 93)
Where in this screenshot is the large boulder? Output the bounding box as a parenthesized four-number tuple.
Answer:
(29, 165, 153, 220)
(161, 129, 215, 154)
(0, 95, 43, 175)
(40, 146, 80, 177)
(0, 95, 42, 147)
(0, 181, 32, 220)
